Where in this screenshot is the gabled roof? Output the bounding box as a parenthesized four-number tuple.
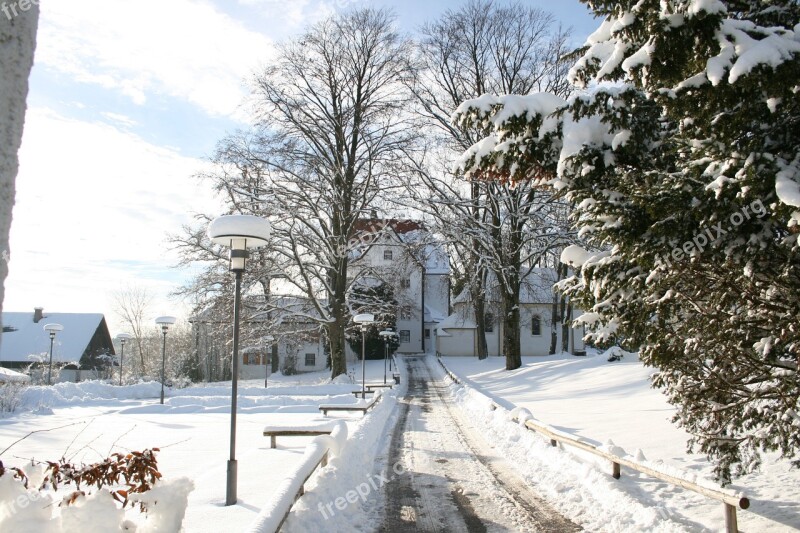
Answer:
(350, 218, 450, 274)
(352, 218, 424, 236)
(1, 312, 109, 364)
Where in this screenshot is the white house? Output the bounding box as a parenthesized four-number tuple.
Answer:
(348, 218, 449, 356)
(190, 296, 329, 381)
(436, 268, 585, 357)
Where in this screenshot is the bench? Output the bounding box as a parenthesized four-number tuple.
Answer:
(352, 390, 375, 398)
(319, 396, 380, 416)
(262, 420, 340, 449)
(366, 383, 393, 391)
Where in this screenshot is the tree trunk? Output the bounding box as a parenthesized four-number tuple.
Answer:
(561, 299, 571, 353)
(503, 293, 521, 370)
(328, 255, 350, 378)
(473, 284, 488, 359)
(549, 289, 560, 355)
(328, 318, 348, 378)
(0, 9, 39, 340)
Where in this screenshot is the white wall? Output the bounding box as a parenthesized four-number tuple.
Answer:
(438, 303, 586, 357)
(436, 330, 474, 357)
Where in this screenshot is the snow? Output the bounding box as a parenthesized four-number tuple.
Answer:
(0, 366, 30, 382)
(0, 361, 402, 532)
(207, 214, 271, 247)
(687, 0, 727, 17)
(776, 163, 800, 208)
(560, 244, 610, 268)
(440, 353, 800, 532)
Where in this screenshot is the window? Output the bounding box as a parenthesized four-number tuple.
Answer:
(399, 306, 413, 320)
(383, 249, 393, 260)
(243, 353, 261, 365)
(425, 328, 431, 339)
(305, 353, 316, 366)
(400, 278, 411, 289)
(399, 330, 410, 343)
(531, 315, 542, 336)
(484, 312, 494, 333)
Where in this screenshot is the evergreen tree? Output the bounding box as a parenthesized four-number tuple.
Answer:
(347, 281, 400, 360)
(453, 0, 800, 482)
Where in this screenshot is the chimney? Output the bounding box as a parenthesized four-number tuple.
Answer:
(33, 307, 44, 323)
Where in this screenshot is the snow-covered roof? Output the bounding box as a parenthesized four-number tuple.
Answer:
(0, 366, 31, 383)
(424, 305, 448, 324)
(1, 311, 110, 364)
(436, 312, 477, 337)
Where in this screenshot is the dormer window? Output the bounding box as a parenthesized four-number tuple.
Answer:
(384, 249, 393, 261)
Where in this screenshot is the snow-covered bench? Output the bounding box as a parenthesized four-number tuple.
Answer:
(366, 383, 393, 391)
(351, 389, 376, 398)
(319, 395, 380, 416)
(262, 419, 342, 449)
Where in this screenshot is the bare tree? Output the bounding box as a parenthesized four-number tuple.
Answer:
(112, 285, 154, 376)
(408, 0, 573, 368)
(174, 9, 415, 379)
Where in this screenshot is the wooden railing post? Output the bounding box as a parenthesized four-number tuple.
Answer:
(724, 503, 738, 533)
(612, 461, 621, 479)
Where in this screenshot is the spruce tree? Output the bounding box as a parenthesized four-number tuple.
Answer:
(453, 0, 800, 482)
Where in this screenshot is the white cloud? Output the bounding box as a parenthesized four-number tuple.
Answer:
(4, 108, 222, 331)
(35, 0, 275, 119)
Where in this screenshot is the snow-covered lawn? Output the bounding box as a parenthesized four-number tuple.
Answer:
(0, 360, 401, 532)
(442, 352, 800, 532)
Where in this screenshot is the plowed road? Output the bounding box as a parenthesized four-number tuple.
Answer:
(379, 356, 580, 532)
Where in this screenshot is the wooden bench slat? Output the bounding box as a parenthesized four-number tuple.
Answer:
(263, 426, 336, 448)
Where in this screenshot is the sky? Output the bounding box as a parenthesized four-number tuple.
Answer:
(4, 0, 599, 335)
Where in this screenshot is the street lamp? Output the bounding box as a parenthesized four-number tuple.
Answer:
(208, 214, 271, 507)
(353, 313, 374, 399)
(155, 316, 176, 405)
(264, 335, 274, 388)
(43, 323, 63, 385)
(379, 329, 397, 385)
(116, 333, 133, 386)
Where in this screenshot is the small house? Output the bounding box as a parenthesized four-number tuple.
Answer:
(0, 307, 116, 381)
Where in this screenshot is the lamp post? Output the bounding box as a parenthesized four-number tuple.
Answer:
(264, 335, 274, 388)
(353, 313, 374, 399)
(379, 329, 397, 385)
(155, 317, 176, 404)
(208, 214, 271, 507)
(116, 333, 133, 386)
(43, 323, 63, 385)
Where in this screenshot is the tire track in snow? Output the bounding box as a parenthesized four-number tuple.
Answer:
(379, 356, 580, 532)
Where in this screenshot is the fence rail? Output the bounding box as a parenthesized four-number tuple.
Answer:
(436, 357, 750, 533)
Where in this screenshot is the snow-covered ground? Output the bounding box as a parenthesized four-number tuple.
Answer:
(441, 352, 800, 532)
(0, 359, 402, 532)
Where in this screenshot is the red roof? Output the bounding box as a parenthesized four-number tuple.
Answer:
(352, 218, 424, 236)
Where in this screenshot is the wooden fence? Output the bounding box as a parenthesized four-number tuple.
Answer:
(436, 357, 750, 533)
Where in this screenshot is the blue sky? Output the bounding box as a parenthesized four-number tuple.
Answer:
(5, 0, 598, 333)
